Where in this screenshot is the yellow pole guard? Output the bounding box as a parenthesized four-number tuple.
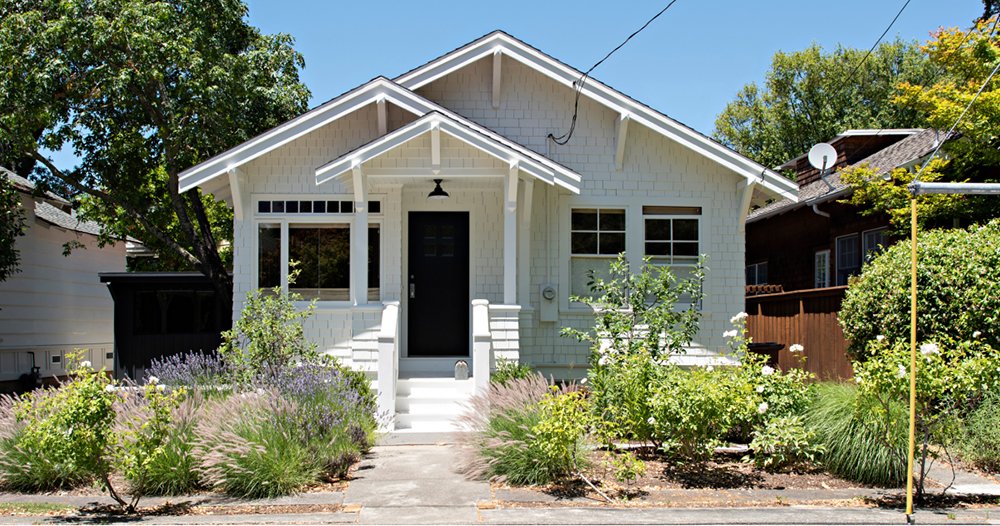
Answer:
(906, 198, 918, 517)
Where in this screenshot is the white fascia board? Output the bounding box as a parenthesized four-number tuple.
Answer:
(178, 78, 400, 193)
(396, 33, 793, 200)
(315, 113, 555, 186)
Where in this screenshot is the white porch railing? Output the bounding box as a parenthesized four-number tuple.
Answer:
(471, 299, 522, 394)
(376, 301, 400, 431)
(472, 299, 492, 394)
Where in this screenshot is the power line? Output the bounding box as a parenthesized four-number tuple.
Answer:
(548, 1, 679, 146)
(841, 0, 912, 89)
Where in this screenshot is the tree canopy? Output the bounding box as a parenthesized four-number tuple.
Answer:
(842, 17, 1000, 231)
(0, 0, 311, 292)
(713, 40, 943, 171)
(0, 174, 26, 283)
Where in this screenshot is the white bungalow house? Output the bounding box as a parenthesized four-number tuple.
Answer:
(178, 31, 797, 431)
(0, 168, 124, 387)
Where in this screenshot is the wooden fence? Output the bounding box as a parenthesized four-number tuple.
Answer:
(745, 286, 853, 380)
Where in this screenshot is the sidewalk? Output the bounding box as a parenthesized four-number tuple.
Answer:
(0, 433, 998, 525)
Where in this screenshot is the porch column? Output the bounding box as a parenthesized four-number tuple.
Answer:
(352, 165, 369, 305)
(517, 178, 534, 305)
(504, 163, 519, 304)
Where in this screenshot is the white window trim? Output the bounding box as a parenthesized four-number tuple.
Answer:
(814, 249, 830, 289)
(558, 195, 707, 314)
(252, 194, 385, 308)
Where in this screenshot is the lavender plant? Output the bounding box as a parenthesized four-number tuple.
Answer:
(148, 351, 230, 391)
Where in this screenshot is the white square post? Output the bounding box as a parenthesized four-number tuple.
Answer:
(504, 163, 519, 305)
(352, 164, 369, 306)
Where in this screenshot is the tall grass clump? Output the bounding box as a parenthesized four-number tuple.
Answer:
(132, 394, 203, 495)
(804, 383, 907, 486)
(461, 374, 589, 485)
(958, 392, 1000, 473)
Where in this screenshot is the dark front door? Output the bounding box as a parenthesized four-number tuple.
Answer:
(407, 212, 470, 356)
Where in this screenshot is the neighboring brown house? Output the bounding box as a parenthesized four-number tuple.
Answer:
(746, 129, 944, 292)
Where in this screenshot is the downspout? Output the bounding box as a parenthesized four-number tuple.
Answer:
(811, 203, 830, 218)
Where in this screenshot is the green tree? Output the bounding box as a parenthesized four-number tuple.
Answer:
(714, 41, 941, 171)
(0, 0, 310, 293)
(842, 17, 1000, 230)
(0, 174, 26, 283)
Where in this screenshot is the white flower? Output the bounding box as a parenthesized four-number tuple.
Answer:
(897, 364, 907, 379)
(757, 402, 769, 414)
(876, 335, 885, 343)
(579, 377, 587, 385)
(147, 376, 159, 385)
(973, 331, 982, 339)
(80, 360, 92, 369)
(920, 343, 940, 356)
(756, 385, 765, 393)
(647, 417, 656, 425)
(598, 355, 610, 366)
(706, 365, 714, 372)
(723, 330, 738, 339)
(104, 385, 117, 393)
(156, 384, 166, 391)
(761, 365, 775, 376)
(789, 344, 804, 353)
(855, 377, 863, 384)
(730, 312, 748, 324)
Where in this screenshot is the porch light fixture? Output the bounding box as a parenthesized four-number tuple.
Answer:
(427, 179, 449, 200)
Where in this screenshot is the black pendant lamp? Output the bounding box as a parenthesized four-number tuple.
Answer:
(427, 179, 449, 200)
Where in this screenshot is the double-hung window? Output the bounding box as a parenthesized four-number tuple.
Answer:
(815, 250, 830, 288)
(835, 234, 860, 285)
(643, 206, 701, 304)
(862, 228, 888, 263)
(570, 208, 625, 297)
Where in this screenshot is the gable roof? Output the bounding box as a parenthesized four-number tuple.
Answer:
(179, 77, 581, 194)
(395, 30, 797, 202)
(316, 111, 576, 186)
(747, 129, 944, 223)
(3, 167, 104, 236)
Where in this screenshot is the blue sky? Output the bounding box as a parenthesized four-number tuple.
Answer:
(244, 0, 982, 136)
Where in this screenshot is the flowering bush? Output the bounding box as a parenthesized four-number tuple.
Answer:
(747, 415, 825, 471)
(148, 351, 230, 392)
(853, 336, 1000, 497)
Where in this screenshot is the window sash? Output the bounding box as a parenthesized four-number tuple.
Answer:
(815, 250, 830, 288)
(571, 208, 626, 256)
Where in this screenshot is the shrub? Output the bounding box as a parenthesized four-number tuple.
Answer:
(461, 374, 588, 485)
(747, 415, 824, 471)
(804, 383, 907, 487)
(959, 391, 1000, 473)
(853, 336, 1000, 496)
(840, 220, 1000, 359)
(148, 351, 230, 392)
(0, 391, 88, 491)
(561, 254, 706, 361)
(218, 286, 318, 382)
(587, 348, 659, 442)
(649, 364, 736, 459)
(492, 358, 534, 387)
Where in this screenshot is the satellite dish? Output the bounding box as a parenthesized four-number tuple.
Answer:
(808, 143, 839, 172)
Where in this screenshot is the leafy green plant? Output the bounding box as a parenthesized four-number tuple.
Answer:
(803, 383, 907, 487)
(0, 391, 88, 491)
(492, 358, 535, 387)
(562, 254, 706, 361)
(959, 391, 1000, 473)
(649, 364, 735, 459)
(218, 285, 318, 382)
(747, 415, 824, 471)
(610, 450, 646, 486)
(0, 173, 26, 284)
(587, 347, 659, 443)
(853, 336, 1000, 497)
(840, 220, 1000, 359)
(531, 389, 591, 479)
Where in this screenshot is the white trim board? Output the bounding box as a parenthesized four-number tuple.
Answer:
(394, 31, 797, 203)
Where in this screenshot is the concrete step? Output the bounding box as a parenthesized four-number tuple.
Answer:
(395, 397, 470, 414)
(396, 378, 474, 397)
(394, 412, 469, 432)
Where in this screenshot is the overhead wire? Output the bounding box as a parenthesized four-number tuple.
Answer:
(548, 0, 680, 146)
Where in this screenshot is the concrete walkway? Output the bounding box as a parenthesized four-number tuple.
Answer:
(344, 437, 490, 524)
(2, 433, 1000, 524)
